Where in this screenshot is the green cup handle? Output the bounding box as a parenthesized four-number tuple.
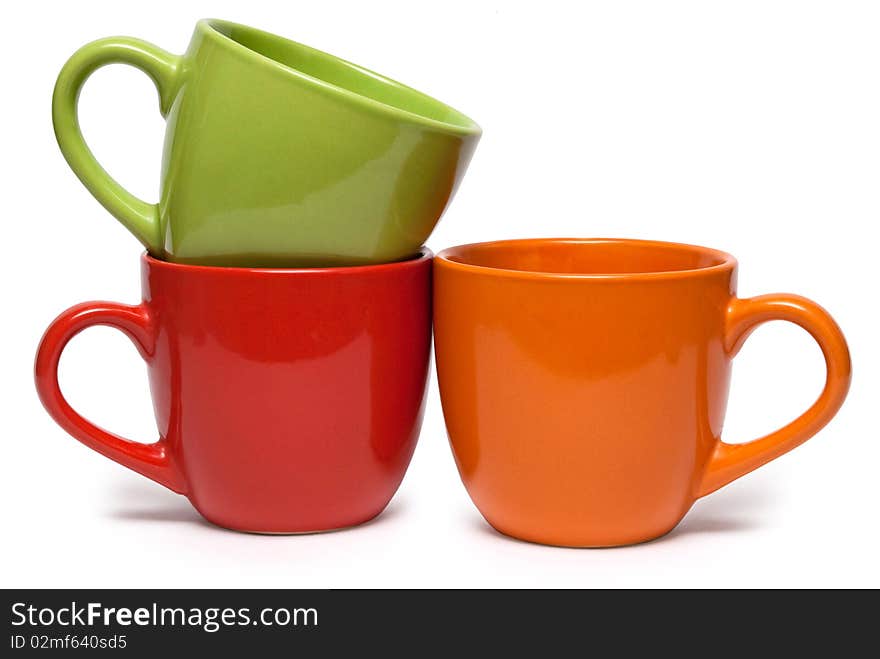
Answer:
(52, 38, 182, 255)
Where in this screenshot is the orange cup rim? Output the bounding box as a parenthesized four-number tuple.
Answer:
(434, 238, 737, 281)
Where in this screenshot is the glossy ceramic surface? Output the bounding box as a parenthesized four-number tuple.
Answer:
(434, 238, 851, 547)
(53, 19, 481, 266)
(35, 251, 432, 532)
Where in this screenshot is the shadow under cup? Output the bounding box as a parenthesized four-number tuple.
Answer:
(433, 238, 850, 547)
(35, 251, 433, 533)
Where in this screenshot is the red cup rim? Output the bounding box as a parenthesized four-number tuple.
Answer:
(143, 248, 432, 275)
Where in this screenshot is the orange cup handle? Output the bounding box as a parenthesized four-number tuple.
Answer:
(698, 294, 851, 497)
(34, 301, 187, 494)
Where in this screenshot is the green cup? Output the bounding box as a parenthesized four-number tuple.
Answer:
(53, 19, 481, 266)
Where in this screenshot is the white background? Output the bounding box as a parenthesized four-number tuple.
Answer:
(2, 0, 877, 588)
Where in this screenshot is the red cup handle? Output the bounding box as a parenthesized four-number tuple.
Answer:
(34, 301, 186, 493)
(698, 294, 851, 497)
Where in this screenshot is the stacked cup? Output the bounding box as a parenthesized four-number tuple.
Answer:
(37, 19, 481, 533)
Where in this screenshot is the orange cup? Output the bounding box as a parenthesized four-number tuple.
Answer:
(434, 238, 851, 547)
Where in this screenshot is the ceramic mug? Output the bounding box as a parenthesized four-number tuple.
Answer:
(35, 251, 432, 532)
(53, 19, 480, 267)
(434, 238, 851, 547)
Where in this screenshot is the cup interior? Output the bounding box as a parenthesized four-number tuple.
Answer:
(438, 239, 734, 277)
(206, 19, 479, 131)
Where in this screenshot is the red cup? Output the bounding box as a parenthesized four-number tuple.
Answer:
(35, 251, 432, 533)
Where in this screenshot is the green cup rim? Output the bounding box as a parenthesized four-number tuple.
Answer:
(199, 18, 482, 137)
